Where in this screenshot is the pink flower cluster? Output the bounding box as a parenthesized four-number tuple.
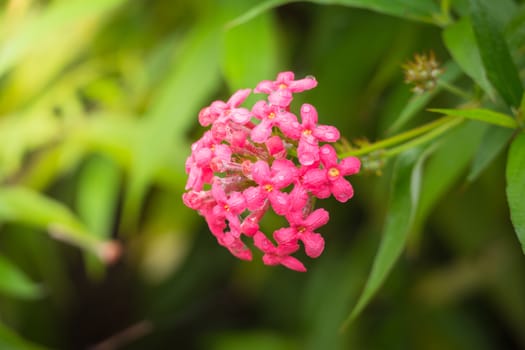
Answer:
(183, 72, 360, 272)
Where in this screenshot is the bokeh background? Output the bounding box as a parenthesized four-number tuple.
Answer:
(1, 0, 525, 349)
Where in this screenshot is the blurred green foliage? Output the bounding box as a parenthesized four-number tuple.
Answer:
(0, 0, 525, 349)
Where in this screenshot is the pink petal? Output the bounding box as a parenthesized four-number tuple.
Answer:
(276, 241, 300, 255)
(262, 254, 281, 266)
(266, 136, 285, 157)
(302, 168, 327, 188)
(251, 160, 272, 184)
(243, 186, 266, 211)
(223, 234, 252, 261)
(339, 156, 361, 176)
(277, 71, 295, 83)
(241, 214, 260, 236)
(269, 89, 293, 107)
(279, 256, 307, 272)
(288, 76, 317, 92)
(303, 208, 330, 231)
(271, 159, 297, 188)
(319, 144, 338, 168)
(298, 138, 319, 166)
(300, 104, 318, 128)
(251, 119, 273, 143)
(227, 88, 251, 107)
(313, 125, 340, 142)
(211, 181, 227, 203)
(288, 185, 309, 212)
(331, 178, 354, 203)
(300, 232, 325, 258)
(277, 112, 301, 139)
(227, 191, 246, 214)
(269, 191, 289, 215)
(254, 80, 274, 94)
(198, 106, 214, 126)
(251, 100, 270, 119)
(273, 227, 297, 244)
(254, 231, 275, 254)
(230, 108, 252, 124)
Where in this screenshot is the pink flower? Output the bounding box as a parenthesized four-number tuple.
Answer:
(243, 159, 297, 215)
(255, 71, 317, 107)
(183, 71, 360, 272)
(253, 232, 306, 272)
(218, 232, 252, 261)
(250, 101, 300, 143)
(210, 181, 246, 236)
(296, 104, 340, 166)
(303, 144, 360, 202)
(198, 88, 252, 126)
(274, 208, 329, 258)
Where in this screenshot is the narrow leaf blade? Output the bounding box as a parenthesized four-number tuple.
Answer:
(0, 255, 43, 300)
(341, 149, 422, 328)
(443, 17, 494, 98)
(506, 133, 525, 253)
(470, 0, 524, 107)
(0, 186, 111, 260)
(429, 108, 518, 128)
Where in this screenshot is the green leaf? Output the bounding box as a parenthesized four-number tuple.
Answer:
(121, 16, 223, 231)
(412, 121, 486, 234)
(222, 7, 279, 91)
(341, 149, 423, 328)
(506, 5, 525, 50)
(506, 133, 525, 253)
(0, 0, 126, 78)
(0, 255, 43, 300)
(76, 155, 121, 278)
(470, 0, 524, 107)
(0, 186, 111, 260)
(443, 17, 494, 98)
(429, 108, 518, 128)
(226, 0, 441, 29)
(387, 62, 462, 133)
(467, 126, 514, 182)
(0, 322, 49, 350)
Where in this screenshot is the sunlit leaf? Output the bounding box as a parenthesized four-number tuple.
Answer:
(470, 0, 523, 107)
(506, 133, 525, 253)
(0, 186, 113, 261)
(121, 16, 222, 231)
(0, 254, 43, 300)
(76, 155, 121, 278)
(429, 108, 518, 128)
(0, 0, 125, 77)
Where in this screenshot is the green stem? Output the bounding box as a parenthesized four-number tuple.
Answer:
(384, 117, 463, 157)
(340, 115, 456, 158)
(437, 80, 471, 100)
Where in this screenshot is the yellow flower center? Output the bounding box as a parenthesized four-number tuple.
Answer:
(223, 204, 230, 211)
(302, 129, 312, 136)
(268, 112, 276, 119)
(264, 184, 273, 192)
(279, 83, 287, 89)
(328, 167, 340, 178)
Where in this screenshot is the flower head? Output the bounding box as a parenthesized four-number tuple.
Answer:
(183, 72, 360, 271)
